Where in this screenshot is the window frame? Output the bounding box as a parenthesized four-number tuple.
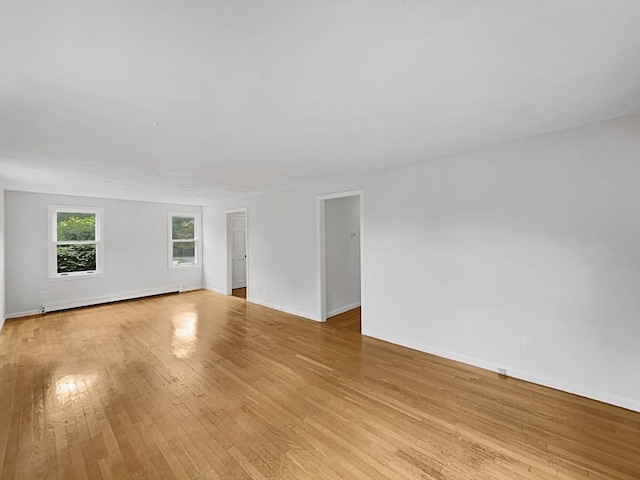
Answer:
(168, 212, 201, 269)
(48, 205, 105, 280)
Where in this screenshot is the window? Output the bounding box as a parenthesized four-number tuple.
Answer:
(49, 206, 104, 278)
(169, 213, 200, 268)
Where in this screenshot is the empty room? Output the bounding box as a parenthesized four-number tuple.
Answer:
(1, 1, 639, 479)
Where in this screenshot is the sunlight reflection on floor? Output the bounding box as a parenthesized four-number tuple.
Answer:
(55, 372, 99, 403)
(171, 311, 198, 359)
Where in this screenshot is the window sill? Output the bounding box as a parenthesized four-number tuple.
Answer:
(168, 264, 200, 270)
(48, 273, 105, 282)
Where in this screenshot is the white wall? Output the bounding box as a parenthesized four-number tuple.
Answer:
(204, 113, 640, 411)
(5, 191, 203, 316)
(0, 186, 5, 328)
(325, 195, 361, 317)
(204, 190, 321, 318)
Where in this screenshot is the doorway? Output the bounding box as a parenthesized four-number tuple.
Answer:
(317, 191, 363, 331)
(226, 208, 248, 299)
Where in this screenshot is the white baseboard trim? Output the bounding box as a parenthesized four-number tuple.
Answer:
(362, 328, 640, 413)
(6, 285, 204, 318)
(247, 297, 321, 322)
(204, 286, 227, 295)
(5, 309, 42, 320)
(200, 289, 322, 322)
(179, 285, 202, 293)
(327, 302, 361, 318)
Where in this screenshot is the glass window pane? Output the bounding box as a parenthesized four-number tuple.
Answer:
(57, 244, 97, 273)
(57, 212, 96, 241)
(172, 217, 194, 240)
(172, 241, 195, 265)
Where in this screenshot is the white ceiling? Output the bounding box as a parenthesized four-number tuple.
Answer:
(1, 0, 639, 205)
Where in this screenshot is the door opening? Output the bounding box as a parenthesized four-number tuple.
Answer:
(226, 208, 248, 299)
(317, 191, 363, 332)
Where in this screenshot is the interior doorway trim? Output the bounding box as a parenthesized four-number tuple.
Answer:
(226, 207, 248, 296)
(316, 190, 364, 322)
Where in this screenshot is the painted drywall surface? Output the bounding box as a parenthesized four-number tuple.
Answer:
(203, 179, 361, 319)
(325, 196, 361, 316)
(205, 188, 323, 318)
(5, 192, 202, 315)
(362, 114, 640, 410)
(203, 113, 640, 410)
(0, 187, 5, 327)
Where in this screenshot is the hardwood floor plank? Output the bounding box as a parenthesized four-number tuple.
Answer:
(325, 307, 361, 333)
(1, 290, 638, 479)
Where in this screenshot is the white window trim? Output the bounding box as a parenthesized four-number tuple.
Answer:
(48, 205, 105, 280)
(168, 212, 201, 269)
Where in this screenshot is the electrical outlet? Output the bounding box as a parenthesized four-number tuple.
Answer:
(497, 368, 508, 376)
(40, 291, 47, 299)
(522, 336, 533, 350)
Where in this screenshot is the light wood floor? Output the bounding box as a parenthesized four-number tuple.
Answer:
(1, 291, 638, 480)
(232, 287, 247, 299)
(325, 307, 361, 333)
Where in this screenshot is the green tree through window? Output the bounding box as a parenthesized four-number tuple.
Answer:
(53, 210, 100, 274)
(56, 212, 96, 273)
(57, 213, 96, 241)
(171, 215, 197, 265)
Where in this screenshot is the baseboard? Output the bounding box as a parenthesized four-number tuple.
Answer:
(327, 302, 361, 318)
(6, 285, 203, 318)
(362, 328, 640, 413)
(5, 309, 41, 320)
(247, 297, 321, 322)
(200, 288, 321, 322)
(204, 286, 226, 295)
(179, 285, 202, 293)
